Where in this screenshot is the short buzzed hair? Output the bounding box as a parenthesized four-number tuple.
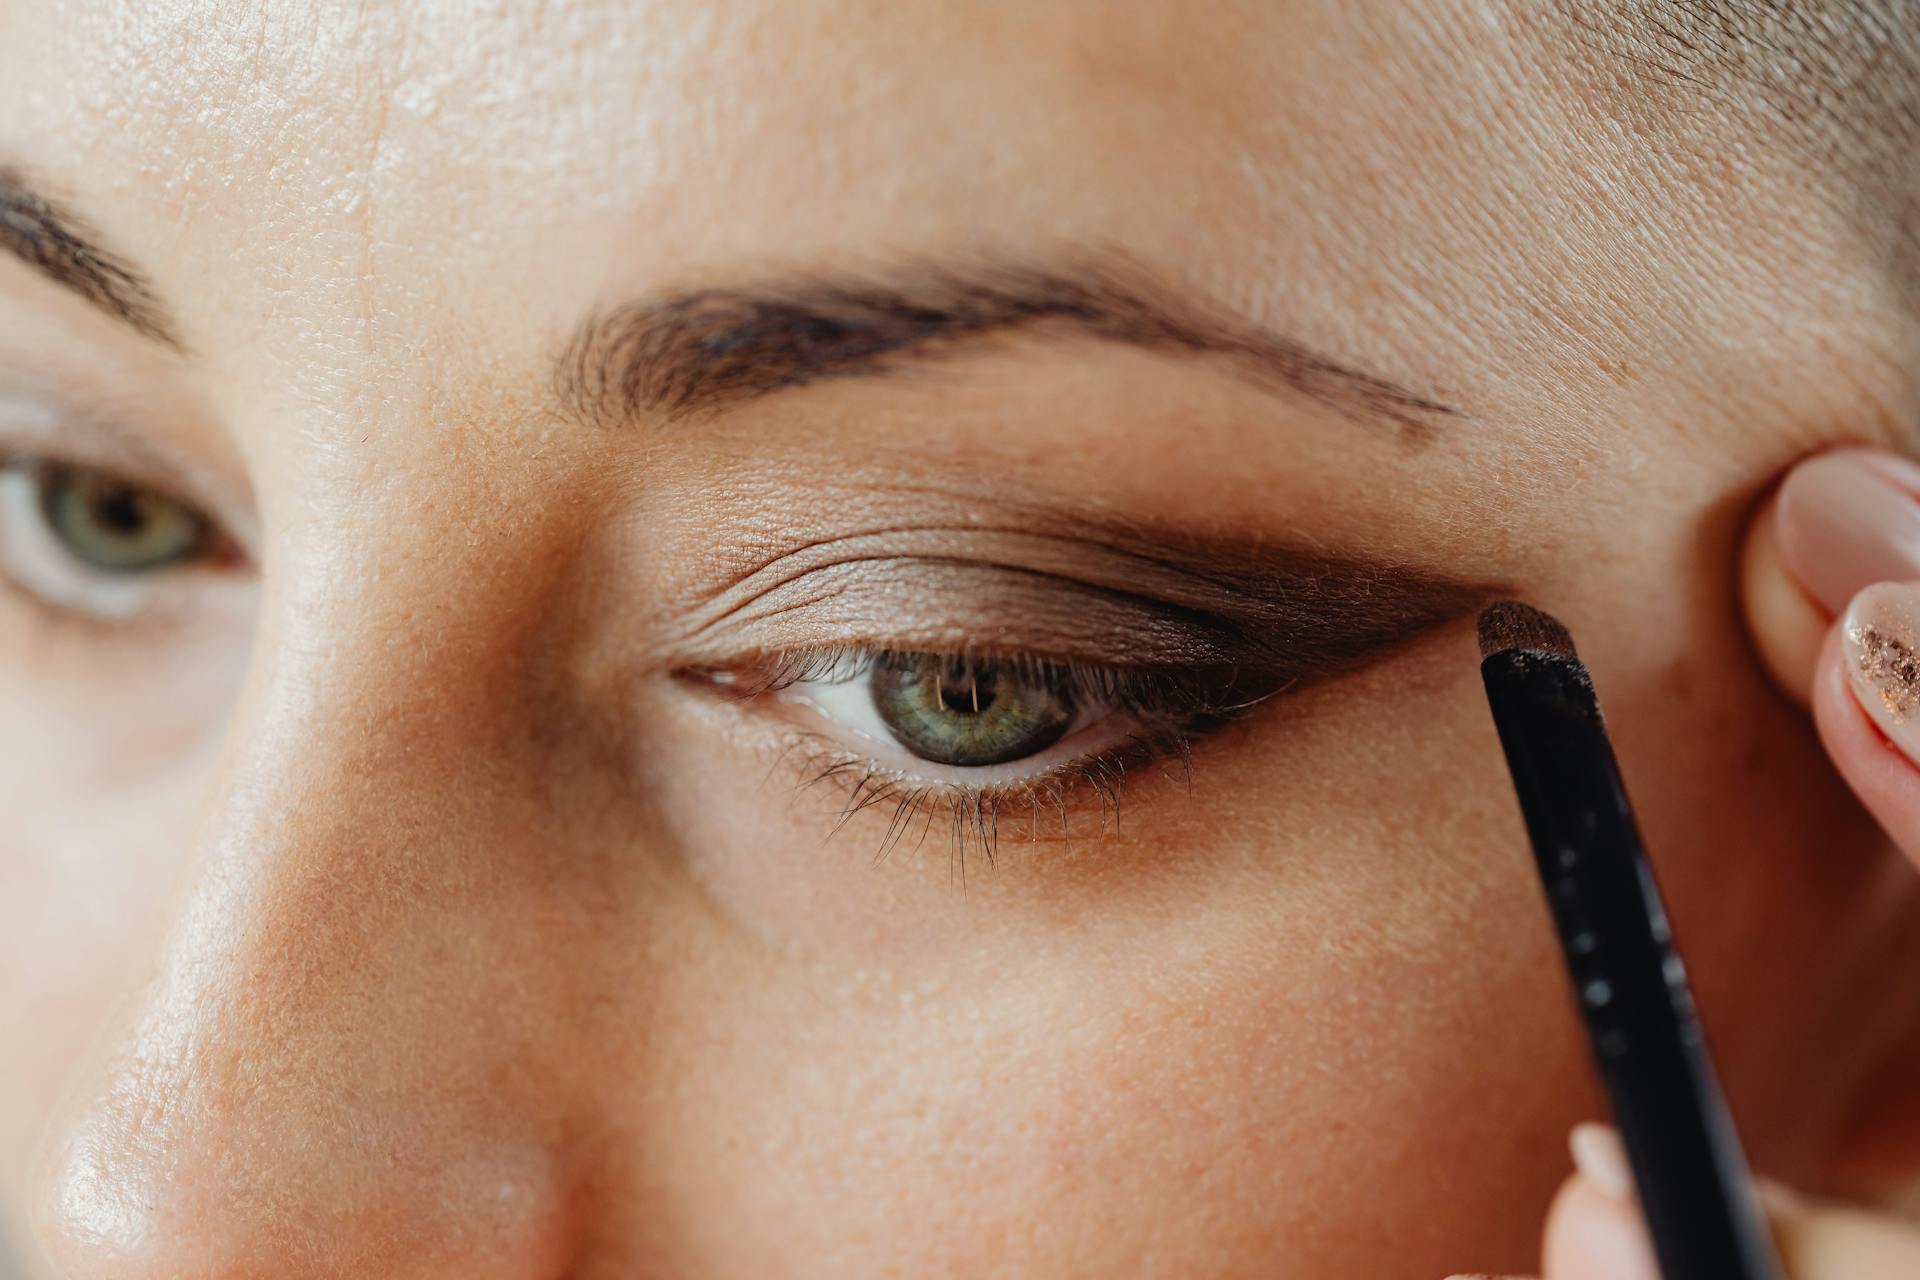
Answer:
(1562, 2, 1916, 148)
(1558, 2, 1920, 306)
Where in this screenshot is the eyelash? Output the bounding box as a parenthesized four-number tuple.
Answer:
(707, 646, 1283, 871)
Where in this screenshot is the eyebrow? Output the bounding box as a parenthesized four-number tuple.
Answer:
(0, 167, 180, 350)
(553, 255, 1460, 437)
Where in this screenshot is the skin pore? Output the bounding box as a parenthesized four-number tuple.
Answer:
(1, 1, 1919, 1276)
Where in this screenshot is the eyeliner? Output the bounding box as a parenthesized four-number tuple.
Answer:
(1476, 601, 1784, 1280)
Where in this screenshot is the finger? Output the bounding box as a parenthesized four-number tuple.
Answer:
(1540, 1124, 1920, 1279)
(1744, 448, 1920, 704)
(1540, 1126, 1659, 1280)
(1817, 584, 1920, 869)
(1771, 1199, 1920, 1279)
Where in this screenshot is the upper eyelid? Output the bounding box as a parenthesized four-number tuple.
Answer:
(662, 533, 1491, 694)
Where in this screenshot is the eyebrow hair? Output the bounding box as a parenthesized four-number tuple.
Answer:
(0, 167, 180, 350)
(553, 255, 1460, 437)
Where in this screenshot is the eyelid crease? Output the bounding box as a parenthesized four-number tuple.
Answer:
(674, 555, 1245, 671)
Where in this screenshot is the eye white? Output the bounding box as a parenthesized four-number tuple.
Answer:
(785, 665, 899, 750)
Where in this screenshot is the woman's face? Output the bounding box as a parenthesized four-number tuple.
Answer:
(2, 2, 1915, 1275)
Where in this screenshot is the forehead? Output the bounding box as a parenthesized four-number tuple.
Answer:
(5, 1, 1471, 197)
(0, 3, 1546, 324)
(0, 0, 1855, 472)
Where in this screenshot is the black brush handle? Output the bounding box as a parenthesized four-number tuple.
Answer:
(1482, 648, 1783, 1280)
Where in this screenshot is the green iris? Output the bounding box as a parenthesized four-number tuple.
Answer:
(36, 464, 208, 573)
(870, 654, 1076, 767)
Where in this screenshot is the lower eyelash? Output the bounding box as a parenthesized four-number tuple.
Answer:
(694, 643, 1290, 872)
(773, 723, 1197, 879)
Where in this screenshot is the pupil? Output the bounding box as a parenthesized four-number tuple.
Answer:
(91, 487, 148, 536)
(938, 665, 998, 716)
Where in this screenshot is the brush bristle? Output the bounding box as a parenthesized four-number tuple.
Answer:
(1477, 601, 1577, 659)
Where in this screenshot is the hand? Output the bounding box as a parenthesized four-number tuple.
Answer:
(1447, 448, 1920, 1279)
(1442, 1121, 1920, 1279)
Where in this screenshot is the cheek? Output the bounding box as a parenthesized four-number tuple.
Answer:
(0, 611, 243, 1236)
(634, 721, 1595, 1275)
(0, 745, 203, 1251)
(654, 908, 1589, 1277)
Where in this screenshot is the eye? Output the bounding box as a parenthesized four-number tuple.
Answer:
(32, 461, 209, 572)
(708, 644, 1278, 857)
(0, 455, 230, 621)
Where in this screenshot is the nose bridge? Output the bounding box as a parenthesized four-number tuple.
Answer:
(35, 545, 590, 1276)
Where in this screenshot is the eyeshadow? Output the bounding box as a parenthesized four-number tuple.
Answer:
(671, 515, 1501, 694)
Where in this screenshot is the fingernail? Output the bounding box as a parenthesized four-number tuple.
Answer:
(1570, 1123, 1635, 1201)
(1842, 581, 1920, 758)
(1556, 1127, 1661, 1280)
(1776, 449, 1920, 614)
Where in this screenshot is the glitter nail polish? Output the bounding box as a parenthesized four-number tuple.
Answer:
(1842, 582, 1920, 752)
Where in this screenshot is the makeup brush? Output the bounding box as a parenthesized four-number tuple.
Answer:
(1477, 601, 1783, 1280)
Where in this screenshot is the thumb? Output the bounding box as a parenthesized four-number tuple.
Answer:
(1741, 448, 1920, 704)
(1541, 1125, 1920, 1280)
(1741, 447, 1920, 866)
(1540, 1126, 1659, 1280)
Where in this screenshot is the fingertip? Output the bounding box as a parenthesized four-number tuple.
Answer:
(1812, 594, 1920, 870)
(1541, 1175, 1659, 1280)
